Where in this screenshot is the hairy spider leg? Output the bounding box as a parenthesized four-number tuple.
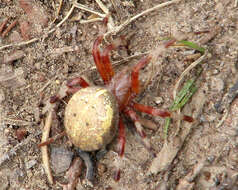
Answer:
(114, 118, 126, 181)
(119, 55, 152, 110)
(93, 36, 112, 84)
(49, 77, 90, 104)
(124, 108, 151, 150)
(67, 77, 90, 88)
(101, 44, 116, 82)
(131, 55, 152, 94)
(66, 77, 90, 94)
(131, 103, 194, 122)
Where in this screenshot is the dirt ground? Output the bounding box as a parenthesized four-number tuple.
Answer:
(1, 0, 238, 189)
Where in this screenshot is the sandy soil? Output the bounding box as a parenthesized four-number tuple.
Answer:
(1, 0, 238, 190)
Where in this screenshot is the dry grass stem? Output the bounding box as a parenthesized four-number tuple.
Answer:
(73, 2, 106, 18)
(95, 0, 109, 14)
(104, 0, 182, 37)
(80, 18, 103, 24)
(52, 0, 64, 23)
(173, 53, 206, 99)
(41, 110, 54, 184)
(3, 118, 34, 126)
(215, 109, 228, 128)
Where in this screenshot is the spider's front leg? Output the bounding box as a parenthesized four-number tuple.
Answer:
(92, 35, 123, 85)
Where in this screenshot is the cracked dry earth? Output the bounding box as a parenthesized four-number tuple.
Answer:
(1, 0, 238, 190)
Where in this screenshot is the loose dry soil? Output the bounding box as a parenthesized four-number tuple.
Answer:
(1, 0, 238, 190)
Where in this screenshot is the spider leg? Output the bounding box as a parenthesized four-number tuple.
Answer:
(120, 55, 152, 110)
(101, 44, 116, 83)
(131, 102, 194, 122)
(93, 36, 111, 84)
(49, 77, 90, 104)
(93, 35, 123, 84)
(66, 77, 90, 94)
(124, 108, 151, 151)
(131, 55, 152, 94)
(114, 118, 126, 181)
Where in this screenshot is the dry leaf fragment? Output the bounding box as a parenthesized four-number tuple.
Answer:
(3, 50, 25, 64)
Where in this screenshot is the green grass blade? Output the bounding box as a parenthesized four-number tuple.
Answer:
(170, 79, 195, 111)
(178, 40, 205, 54)
(175, 86, 197, 109)
(164, 118, 171, 139)
(164, 79, 197, 139)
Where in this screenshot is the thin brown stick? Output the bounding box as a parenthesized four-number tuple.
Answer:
(41, 110, 54, 184)
(52, 0, 64, 23)
(2, 19, 18, 37)
(0, 18, 8, 34)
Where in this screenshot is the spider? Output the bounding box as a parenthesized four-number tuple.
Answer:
(41, 34, 194, 184)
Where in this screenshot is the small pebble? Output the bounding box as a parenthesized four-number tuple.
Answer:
(210, 77, 224, 92)
(25, 160, 37, 170)
(50, 147, 73, 174)
(154, 96, 163, 105)
(0, 89, 5, 103)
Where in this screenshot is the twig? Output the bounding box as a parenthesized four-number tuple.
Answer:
(80, 18, 103, 24)
(0, 38, 39, 51)
(235, 0, 238, 7)
(215, 109, 228, 128)
(3, 118, 34, 126)
(55, 5, 75, 28)
(2, 19, 18, 38)
(0, 18, 8, 34)
(73, 2, 106, 18)
(52, 0, 64, 23)
(41, 110, 54, 184)
(62, 157, 83, 190)
(95, 0, 115, 29)
(104, 0, 182, 38)
(95, 0, 109, 14)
